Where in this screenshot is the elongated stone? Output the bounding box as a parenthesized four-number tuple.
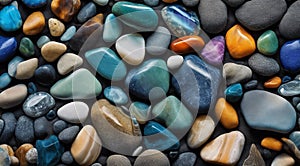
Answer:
(57, 101, 89, 123)
(248, 53, 280, 76)
(170, 35, 205, 54)
(257, 30, 278, 55)
(215, 98, 239, 129)
(104, 86, 128, 105)
(41, 41, 67, 62)
(264, 76, 282, 89)
(0, 73, 11, 89)
(0, 36, 17, 63)
(0, 84, 27, 109)
(19, 37, 35, 58)
(15, 116, 34, 143)
(57, 53, 83, 75)
(0, 5, 22, 32)
(223, 63, 252, 85)
(103, 14, 122, 43)
(37, 36, 50, 48)
(261, 137, 282, 151)
(8, 56, 23, 77)
(201, 36, 225, 65)
(23, 11, 46, 35)
(60, 26, 76, 42)
(51, 0, 81, 22)
(77, 2, 97, 23)
(167, 55, 184, 70)
(15, 58, 38, 80)
(278, 80, 300, 96)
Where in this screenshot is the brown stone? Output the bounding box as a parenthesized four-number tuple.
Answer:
(23, 11, 45, 35)
(243, 144, 265, 166)
(0, 144, 14, 156)
(51, 0, 81, 22)
(41, 41, 67, 62)
(15, 144, 33, 166)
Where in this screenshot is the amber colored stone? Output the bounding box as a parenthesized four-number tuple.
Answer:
(163, 0, 178, 3)
(261, 137, 282, 151)
(264, 76, 282, 88)
(0, 144, 14, 156)
(215, 98, 239, 129)
(23, 12, 45, 36)
(225, 24, 256, 59)
(15, 144, 34, 166)
(51, 0, 81, 22)
(170, 35, 205, 54)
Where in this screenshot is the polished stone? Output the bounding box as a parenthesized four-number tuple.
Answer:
(22, 0, 47, 8)
(280, 39, 300, 72)
(0, 36, 17, 63)
(51, 0, 81, 22)
(257, 30, 278, 55)
(60, 26, 76, 42)
(104, 86, 128, 105)
(23, 11, 45, 35)
(19, 37, 35, 57)
(8, 56, 23, 77)
(35, 64, 57, 86)
(201, 36, 225, 65)
(0, 4, 22, 32)
(77, 2, 97, 23)
(103, 14, 122, 43)
(0, 73, 11, 89)
(225, 83, 243, 102)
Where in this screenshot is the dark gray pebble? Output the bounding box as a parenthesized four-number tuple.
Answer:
(244, 80, 258, 90)
(222, 0, 245, 7)
(34, 117, 52, 139)
(53, 120, 68, 134)
(173, 152, 197, 166)
(61, 151, 74, 165)
(77, 2, 97, 23)
(279, 0, 300, 39)
(58, 126, 80, 144)
(248, 53, 280, 76)
(15, 115, 34, 144)
(34, 64, 56, 86)
(0, 113, 16, 144)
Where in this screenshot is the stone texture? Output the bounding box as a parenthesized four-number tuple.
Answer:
(15, 58, 38, 80)
(57, 53, 83, 75)
(0, 84, 27, 109)
(51, 0, 81, 22)
(23, 11, 45, 35)
(134, 149, 170, 166)
(279, 0, 300, 39)
(223, 63, 252, 85)
(41, 41, 67, 62)
(243, 144, 265, 166)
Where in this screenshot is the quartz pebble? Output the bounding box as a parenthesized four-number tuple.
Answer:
(257, 30, 278, 55)
(19, 37, 35, 58)
(48, 18, 65, 37)
(278, 80, 300, 96)
(0, 84, 27, 109)
(107, 155, 131, 166)
(15, 58, 38, 80)
(60, 26, 76, 42)
(57, 101, 89, 123)
(77, 2, 97, 23)
(243, 144, 265, 166)
(215, 98, 239, 129)
(271, 153, 295, 166)
(41, 41, 67, 62)
(57, 53, 83, 75)
(248, 53, 280, 76)
(167, 55, 183, 70)
(201, 36, 225, 65)
(134, 149, 170, 166)
(25, 148, 37, 164)
(15, 144, 33, 166)
(23, 11, 45, 36)
(223, 63, 253, 85)
(261, 137, 283, 151)
(51, 0, 81, 22)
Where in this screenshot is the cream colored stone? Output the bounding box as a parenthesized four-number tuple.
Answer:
(0, 144, 14, 156)
(41, 41, 67, 62)
(57, 101, 89, 123)
(48, 18, 65, 37)
(107, 155, 131, 166)
(57, 53, 83, 75)
(15, 58, 38, 80)
(167, 55, 184, 70)
(134, 149, 170, 166)
(271, 153, 295, 166)
(0, 84, 27, 109)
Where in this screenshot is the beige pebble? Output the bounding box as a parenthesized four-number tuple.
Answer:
(15, 58, 38, 80)
(41, 41, 67, 62)
(134, 149, 170, 166)
(107, 155, 131, 166)
(15, 144, 33, 166)
(0, 84, 27, 109)
(271, 153, 295, 166)
(10, 156, 20, 166)
(0, 144, 14, 156)
(48, 18, 65, 37)
(57, 53, 83, 75)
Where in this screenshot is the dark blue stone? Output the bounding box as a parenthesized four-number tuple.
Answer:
(34, 117, 52, 139)
(282, 76, 292, 83)
(35, 64, 57, 86)
(0, 113, 16, 144)
(244, 80, 258, 90)
(22, 0, 47, 8)
(15, 115, 35, 144)
(225, 83, 243, 103)
(0, 36, 17, 63)
(53, 120, 68, 134)
(289, 131, 300, 149)
(61, 151, 74, 165)
(280, 39, 300, 72)
(28, 82, 37, 94)
(46, 110, 57, 120)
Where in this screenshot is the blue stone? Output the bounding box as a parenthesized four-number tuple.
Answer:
(289, 131, 300, 149)
(77, 2, 97, 23)
(0, 36, 17, 63)
(0, 73, 11, 89)
(278, 80, 300, 97)
(282, 76, 292, 83)
(143, 121, 180, 151)
(104, 86, 128, 105)
(0, 5, 22, 32)
(225, 83, 243, 103)
(37, 35, 50, 48)
(36, 135, 64, 166)
(280, 39, 300, 72)
(8, 56, 23, 77)
(46, 110, 57, 121)
(22, 0, 47, 8)
(27, 82, 37, 94)
(0, 147, 10, 166)
(60, 26, 76, 42)
(129, 102, 150, 123)
(34, 64, 57, 86)
(103, 14, 122, 43)
(85, 47, 127, 81)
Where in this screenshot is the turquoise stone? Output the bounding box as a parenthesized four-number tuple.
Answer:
(61, 26, 76, 42)
(36, 135, 64, 166)
(85, 47, 127, 81)
(129, 102, 150, 123)
(103, 14, 122, 42)
(27, 82, 37, 94)
(112, 1, 158, 31)
(257, 30, 278, 55)
(19, 37, 35, 58)
(143, 121, 180, 151)
(161, 5, 201, 37)
(104, 86, 128, 105)
(225, 83, 243, 103)
(0, 147, 10, 166)
(126, 59, 169, 100)
(0, 36, 17, 63)
(0, 5, 22, 32)
(50, 68, 102, 100)
(152, 96, 194, 133)
(22, 0, 47, 8)
(0, 73, 11, 89)
(289, 131, 300, 149)
(37, 36, 50, 48)
(8, 56, 23, 77)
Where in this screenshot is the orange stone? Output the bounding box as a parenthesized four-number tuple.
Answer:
(225, 24, 256, 59)
(23, 11, 45, 35)
(51, 0, 81, 22)
(261, 137, 282, 151)
(264, 76, 282, 88)
(163, 0, 178, 3)
(215, 98, 239, 129)
(15, 144, 34, 166)
(170, 36, 205, 54)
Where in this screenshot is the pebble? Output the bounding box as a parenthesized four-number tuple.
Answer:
(161, 5, 200, 37)
(37, 36, 50, 48)
(257, 30, 278, 55)
(244, 80, 258, 90)
(71, 125, 102, 166)
(134, 149, 170, 166)
(264, 76, 282, 88)
(46, 109, 56, 120)
(103, 13, 122, 43)
(0, 120, 4, 136)
(222, 0, 244, 7)
(93, 0, 108, 6)
(143, 0, 159, 6)
(34, 117, 51, 139)
(0, 147, 10, 166)
(0, 113, 16, 144)
(0, 4, 22, 31)
(0, 144, 13, 157)
(271, 153, 295, 166)
(23, 11, 45, 35)
(223, 63, 252, 85)
(173, 152, 197, 166)
(278, 80, 300, 96)
(8, 56, 23, 77)
(243, 144, 265, 166)
(248, 53, 280, 76)
(53, 120, 68, 134)
(281, 137, 300, 160)
(170, 35, 205, 54)
(25, 148, 37, 164)
(112, 1, 158, 31)
(15, 116, 34, 144)
(280, 39, 300, 72)
(0, 84, 27, 109)
(225, 83, 243, 102)
(41, 41, 67, 62)
(0, 36, 17, 63)
(107, 155, 131, 166)
(215, 98, 239, 129)
(261, 137, 283, 151)
(15, 144, 33, 166)
(226, 24, 256, 59)
(19, 37, 35, 58)
(57, 101, 89, 123)
(85, 47, 127, 81)
(23, 92, 55, 118)
(61, 151, 73, 165)
(27, 82, 37, 93)
(182, 0, 199, 7)
(282, 76, 292, 83)
(129, 102, 151, 124)
(15, 58, 38, 80)
(200, 131, 245, 165)
(0, 0, 12, 5)
(293, 97, 300, 106)
(57, 53, 83, 75)
(22, 0, 47, 8)
(146, 26, 171, 56)
(77, 2, 96, 23)
(201, 36, 225, 65)
(35, 64, 57, 86)
(241, 90, 296, 133)
(10, 156, 19, 166)
(0, 73, 11, 89)
(104, 86, 128, 105)
(51, 0, 81, 22)
(167, 55, 184, 70)
(279, 0, 300, 39)
(116, 33, 145, 65)
(235, 0, 287, 31)
(58, 126, 79, 144)
(60, 26, 76, 42)
(289, 131, 300, 149)
(187, 115, 215, 149)
(48, 18, 65, 37)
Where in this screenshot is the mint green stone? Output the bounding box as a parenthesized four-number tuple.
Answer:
(112, 1, 158, 31)
(37, 35, 50, 48)
(19, 37, 35, 57)
(50, 68, 102, 100)
(257, 30, 278, 55)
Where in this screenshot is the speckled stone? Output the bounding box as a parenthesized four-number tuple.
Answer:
(248, 53, 280, 76)
(58, 126, 79, 144)
(15, 116, 34, 143)
(223, 63, 253, 85)
(51, 0, 81, 22)
(173, 152, 197, 166)
(107, 155, 131, 166)
(0, 113, 16, 144)
(48, 18, 65, 37)
(0, 147, 10, 166)
(134, 149, 170, 166)
(243, 144, 265, 166)
(57, 53, 83, 75)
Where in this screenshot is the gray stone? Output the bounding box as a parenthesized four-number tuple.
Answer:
(0, 147, 10, 166)
(58, 126, 80, 144)
(222, 0, 244, 7)
(243, 144, 265, 166)
(271, 153, 295, 166)
(15, 115, 34, 144)
(223, 63, 252, 85)
(248, 53, 280, 76)
(134, 149, 170, 166)
(279, 1, 300, 39)
(107, 155, 131, 166)
(53, 120, 68, 134)
(143, 0, 159, 6)
(34, 117, 52, 139)
(0, 113, 16, 144)
(173, 152, 197, 166)
(0, 0, 12, 5)
(182, 0, 199, 7)
(77, 2, 97, 23)
(146, 26, 171, 56)
(61, 151, 74, 165)
(26, 148, 38, 164)
(0, 119, 4, 136)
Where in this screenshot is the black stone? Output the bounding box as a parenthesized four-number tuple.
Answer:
(34, 64, 56, 86)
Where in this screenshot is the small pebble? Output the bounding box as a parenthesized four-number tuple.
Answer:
(15, 144, 33, 166)
(57, 101, 89, 123)
(22, 0, 47, 8)
(248, 53, 280, 76)
(0, 4, 22, 32)
(0, 84, 27, 109)
(0, 73, 11, 89)
(282, 76, 292, 83)
(27, 82, 37, 94)
(34, 117, 52, 139)
(143, 0, 159, 6)
(51, 0, 81, 22)
(279, 0, 300, 39)
(93, 0, 108, 6)
(201, 36, 225, 65)
(77, 2, 97, 23)
(0, 113, 17, 143)
(215, 98, 239, 129)
(57, 53, 83, 75)
(53, 120, 68, 134)
(8, 56, 23, 77)
(25, 148, 37, 164)
(289, 131, 300, 149)
(106, 155, 131, 166)
(280, 39, 300, 72)
(257, 30, 278, 55)
(34, 64, 57, 86)
(15, 116, 35, 144)
(243, 144, 265, 166)
(170, 35, 205, 54)
(37, 35, 50, 48)
(173, 152, 197, 166)
(167, 55, 184, 70)
(134, 149, 170, 166)
(104, 86, 128, 105)
(244, 80, 258, 90)
(271, 153, 295, 166)
(261, 137, 283, 151)
(23, 11, 45, 35)
(46, 110, 56, 120)
(146, 26, 171, 56)
(61, 151, 73, 165)
(15, 58, 38, 80)
(41, 41, 67, 62)
(58, 126, 80, 144)
(103, 13, 122, 43)
(0, 36, 17, 63)
(48, 18, 65, 37)
(264, 76, 282, 88)
(225, 83, 243, 102)
(223, 63, 253, 85)
(60, 26, 76, 42)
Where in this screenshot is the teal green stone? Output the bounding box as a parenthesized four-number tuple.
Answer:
(19, 37, 35, 57)
(257, 30, 278, 55)
(0, 5, 22, 32)
(0, 73, 11, 89)
(50, 68, 102, 100)
(152, 96, 193, 133)
(104, 86, 128, 105)
(129, 102, 150, 123)
(37, 36, 50, 48)
(225, 83, 243, 103)
(112, 1, 158, 31)
(60, 26, 76, 42)
(103, 14, 122, 42)
(85, 47, 127, 81)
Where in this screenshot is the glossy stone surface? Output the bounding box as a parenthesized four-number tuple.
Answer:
(278, 80, 300, 96)
(215, 98, 239, 129)
(107, 155, 131, 166)
(41, 41, 67, 62)
(225, 83, 243, 102)
(19, 37, 35, 58)
(0, 36, 17, 63)
(257, 30, 278, 55)
(77, 2, 96, 23)
(15, 58, 38, 80)
(0, 84, 27, 109)
(129, 102, 150, 124)
(201, 36, 225, 65)
(289, 131, 300, 149)
(146, 26, 171, 56)
(134, 149, 170, 166)
(57, 101, 89, 124)
(261, 137, 282, 151)
(28, 82, 37, 94)
(170, 35, 205, 54)
(224, 63, 253, 85)
(0, 73, 11, 89)
(0, 5, 22, 32)
(280, 39, 300, 72)
(23, 11, 46, 36)
(243, 144, 265, 166)
(60, 26, 76, 42)
(34, 64, 56, 86)
(8, 56, 23, 77)
(167, 55, 184, 70)
(51, 0, 81, 22)
(57, 53, 83, 75)
(93, 0, 108, 6)
(264, 76, 282, 89)
(271, 153, 295, 166)
(22, 0, 47, 8)
(104, 86, 128, 105)
(103, 14, 122, 43)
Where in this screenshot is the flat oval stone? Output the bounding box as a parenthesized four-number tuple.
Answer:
(243, 144, 265, 166)
(34, 117, 52, 139)
(215, 98, 239, 129)
(50, 68, 102, 100)
(107, 155, 131, 166)
(278, 80, 300, 97)
(34, 64, 56, 86)
(170, 35, 205, 54)
(0, 5, 22, 32)
(57, 53, 83, 75)
(37, 35, 50, 48)
(264, 76, 282, 89)
(19, 37, 35, 58)
(271, 153, 295, 166)
(161, 5, 200, 37)
(201, 36, 225, 65)
(0, 84, 27, 109)
(15, 58, 38, 80)
(51, 0, 81, 22)
(48, 18, 65, 37)
(104, 86, 128, 105)
(146, 26, 171, 56)
(224, 63, 253, 85)
(235, 0, 287, 31)
(116, 33, 145, 65)
(22, 0, 47, 8)
(0, 147, 10, 166)
(129, 102, 151, 124)
(261, 137, 282, 151)
(58, 126, 79, 144)
(112, 1, 158, 31)
(57, 101, 89, 123)
(61, 151, 73, 165)
(257, 30, 278, 55)
(241, 90, 296, 133)
(15, 116, 34, 144)
(280, 39, 300, 72)
(187, 115, 215, 149)
(200, 131, 245, 165)
(0, 113, 16, 144)
(41, 41, 67, 62)
(77, 2, 96, 23)
(0, 73, 11, 89)
(23, 11, 45, 35)
(279, 1, 300, 39)
(60, 26, 76, 42)
(225, 83, 243, 102)
(85, 47, 127, 81)
(103, 13, 122, 43)
(8, 56, 23, 77)
(167, 55, 184, 70)
(248, 53, 280, 76)
(23, 92, 55, 118)
(134, 149, 170, 166)
(0, 36, 17, 63)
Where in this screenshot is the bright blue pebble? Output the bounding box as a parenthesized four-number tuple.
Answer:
(0, 5, 22, 32)
(290, 131, 300, 149)
(280, 39, 300, 72)
(104, 86, 128, 105)
(22, 0, 47, 8)
(28, 82, 37, 94)
(225, 83, 243, 102)
(0, 36, 17, 63)
(282, 76, 292, 83)
(61, 26, 76, 42)
(8, 56, 23, 77)
(0, 73, 11, 89)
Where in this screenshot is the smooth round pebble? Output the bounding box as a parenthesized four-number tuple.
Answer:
(107, 155, 131, 166)
(0, 84, 27, 109)
(41, 41, 67, 62)
(57, 53, 83, 75)
(34, 64, 56, 86)
(167, 55, 184, 70)
(271, 153, 295, 166)
(77, 2, 97, 23)
(19, 37, 35, 57)
(60, 26, 76, 42)
(15, 58, 38, 80)
(37, 35, 50, 48)
(0, 73, 11, 89)
(23, 11, 45, 35)
(34, 117, 52, 139)
(57, 101, 89, 123)
(182, 0, 199, 7)
(25, 148, 37, 164)
(134, 149, 170, 166)
(146, 26, 171, 56)
(53, 120, 68, 134)
(143, 0, 159, 6)
(61, 151, 73, 165)
(58, 126, 80, 144)
(223, 63, 252, 85)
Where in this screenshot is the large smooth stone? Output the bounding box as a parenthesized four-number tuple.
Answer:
(271, 153, 295, 166)
(15, 116, 34, 144)
(200, 131, 245, 165)
(146, 26, 171, 56)
(162, 5, 200, 37)
(112, 1, 158, 31)
(51, 0, 81, 22)
(0, 113, 16, 144)
(223, 63, 252, 85)
(134, 149, 170, 166)
(57, 101, 89, 123)
(50, 68, 102, 100)
(23, 11, 45, 35)
(85, 47, 127, 81)
(280, 39, 300, 72)
(243, 144, 265, 166)
(104, 86, 128, 105)
(126, 59, 169, 100)
(201, 36, 225, 65)
(248, 53, 280, 76)
(8, 56, 23, 77)
(35, 64, 57, 86)
(91, 99, 142, 155)
(0, 84, 27, 109)
(57, 53, 83, 75)
(172, 55, 221, 113)
(41, 41, 67, 62)
(241, 90, 296, 133)
(103, 13, 122, 43)
(278, 80, 300, 97)
(15, 58, 38, 80)
(22, 0, 47, 8)
(235, 0, 287, 31)
(116, 33, 145, 65)
(77, 2, 97, 23)
(279, 1, 300, 39)
(0, 5, 22, 32)
(0, 73, 11, 89)
(0, 36, 17, 63)
(257, 30, 278, 55)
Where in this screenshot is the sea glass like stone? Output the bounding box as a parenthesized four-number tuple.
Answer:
(104, 86, 128, 105)
(19, 37, 35, 58)
(103, 14, 122, 43)
(257, 30, 278, 55)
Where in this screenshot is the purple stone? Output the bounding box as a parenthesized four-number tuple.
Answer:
(201, 36, 225, 65)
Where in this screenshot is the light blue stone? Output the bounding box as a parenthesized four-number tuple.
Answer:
(103, 14, 122, 42)
(85, 47, 127, 81)
(93, 0, 109, 6)
(104, 86, 128, 105)
(289, 131, 300, 149)
(146, 26, 171, 56)
(77, 2, 97, 23)
(129, 102, 150, 123)
(278, 80, 300, 97)
(0, 36, 17, 63)
(37, 36, 50, 48)
(225, 83, 243, 103)
(0, 147, 10, 166)
(61, 26, 76, 42)
(8, 56, 23, 77)
(27, 82, 37, 94)
(0, 5, 22, 32)
(22, 0, 47, 8)
(0, 73, 11, 89)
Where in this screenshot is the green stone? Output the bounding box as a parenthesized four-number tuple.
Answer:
(19, 37, 35, 57)
(257, 30, 278, 55)
(50, 68, 102, 100)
